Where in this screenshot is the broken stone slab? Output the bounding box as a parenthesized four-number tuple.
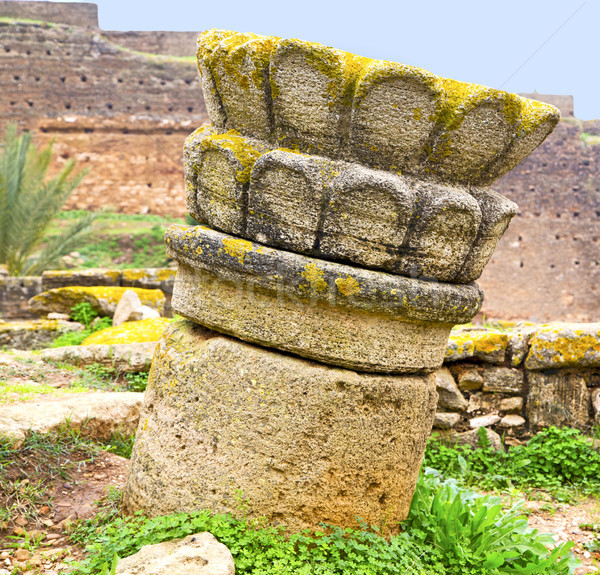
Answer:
(527, 371, 591, 431)
(186, 136, 516, 282)
(41, 268, 123, 291)
(0, 319, 82, 351)
(115, 532, 235, 575)
(165, 225, 483, 373)
(196, 29, 559, 186)
(445, 327, 508, 364)
(435, 367, 467, 411)
(40, 342, 156, 372)
(525, 323, 600, 370)
(28, 286, 165, 318)
(0, 391, 143, 446)
(123, 320, 437, 532)
(481, 367, 524, 394)
(433, 412, 461, 430)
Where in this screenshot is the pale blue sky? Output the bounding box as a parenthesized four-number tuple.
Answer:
(60, 1, 600, 119)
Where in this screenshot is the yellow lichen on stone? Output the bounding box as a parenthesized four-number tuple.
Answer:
(526, 325, 600, 367)
(221, 237, 253, 264)
(200, 130, 266, 183)
(82, 318, 171, 345)
(335, 276, 360, 297)
(301, 263, 328, 293)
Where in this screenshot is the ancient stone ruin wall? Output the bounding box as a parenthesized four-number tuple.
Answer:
(481, 116, 600, 322)
(0, 0, 98, 27)
(0, 7, 207, 215)
(102, 31, 199, 58)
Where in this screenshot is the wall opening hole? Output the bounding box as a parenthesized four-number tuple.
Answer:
(81, 75, 87, 82)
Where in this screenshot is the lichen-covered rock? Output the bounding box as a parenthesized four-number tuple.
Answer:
(186, 137, 516, 282)
(166, 225, 482, 373)
(115, 532, 235, 575)
(0, 319, 81, 350)
(445, 327, 508, 364)
(525, 323, 600, 370)
(527, 371, 591, 431)
(40, 342, 156, 372)
(28, 286, 165, 318)
(196, 29, 559, 186)
(41, 268, 122, 291)
(82, 318, 170, 345)
(123, 320, 437, 532)
(435, 367, 467, 411)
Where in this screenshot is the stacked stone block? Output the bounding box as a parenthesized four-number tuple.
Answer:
(124, 30, 559, 531)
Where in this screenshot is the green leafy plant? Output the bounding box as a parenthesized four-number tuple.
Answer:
(0, 124, 95, 275)
(51, 303, 112, 348)
(423, 426, 600, 495)
(104, 432, 135, 459)
(405, 469, 578, 575)
(124, 371, 149, 392)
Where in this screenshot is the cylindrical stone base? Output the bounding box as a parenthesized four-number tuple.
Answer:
(123, 320, 437, 532)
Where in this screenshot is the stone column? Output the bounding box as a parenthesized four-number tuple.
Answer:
(123, 29, 559, 532)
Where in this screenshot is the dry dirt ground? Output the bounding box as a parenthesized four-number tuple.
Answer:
(1, 352, 600, 574)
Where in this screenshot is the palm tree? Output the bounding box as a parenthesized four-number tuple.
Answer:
(0, 124, 96, 276)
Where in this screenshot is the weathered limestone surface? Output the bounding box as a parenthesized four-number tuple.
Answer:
(115, 532, 235, 575)
(527, 371, 591, 431)
(40, 342, 156, 372)
(0, 319, 81, 350)
(0, 391, 143, 445)
(28, 286, 165, 318)
(123, 321, 437, 531)
(166, 225, 482, 373)
(184, 129, 518, 283)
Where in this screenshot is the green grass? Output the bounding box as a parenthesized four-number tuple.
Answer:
(0, 379, 89, 403)
(582, 132, 600, 146)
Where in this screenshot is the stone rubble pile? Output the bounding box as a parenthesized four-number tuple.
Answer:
(123, 30, 559, 531)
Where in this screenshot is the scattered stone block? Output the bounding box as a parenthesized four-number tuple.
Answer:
(0, 391, 143, 446)
(123, 320, 438, 531)
(113, 290, 145, 327)
(499, 414, 526, 428)
(166, 225, 482, 374)
(433, 412, 461, 429)
(527, 371, 591, 431)
(469, 414, 500, 428)
(481, 367, 524, 394)
(116, 532, 235, 575)
(28, 286, 165, 318)
(41, 269, 122, 291)
(40, 342, 156, 372)
(435, 367, 468, 411)
(500, 396, 524, 413)
(525, 323, 600, 370)
(451, 364, 484, 391)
